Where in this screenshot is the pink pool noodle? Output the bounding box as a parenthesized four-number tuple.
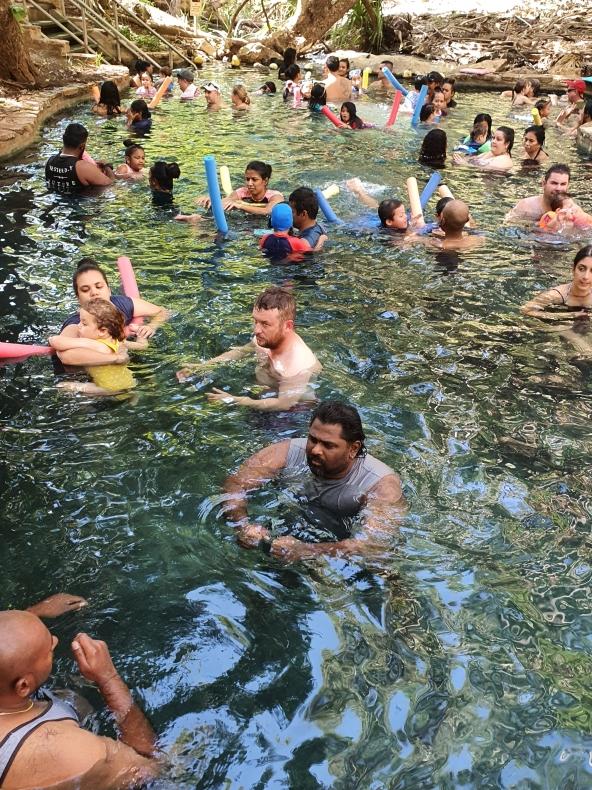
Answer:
(81, 151, 97, 165)
(0, 342, 54, 359)
(117, 256, 144, 329)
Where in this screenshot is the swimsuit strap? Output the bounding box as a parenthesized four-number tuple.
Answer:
(550, 286, 567, 304)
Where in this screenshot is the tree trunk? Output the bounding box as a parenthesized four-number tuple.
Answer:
(260, 0, 357, 52)
(0, 0, 37, 85)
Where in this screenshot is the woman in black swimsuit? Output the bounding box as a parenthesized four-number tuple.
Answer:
(522, 125, 550, 166)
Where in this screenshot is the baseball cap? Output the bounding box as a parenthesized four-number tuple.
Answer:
(202, 81, 220, 92)
(270, 202, 293, 232)
(177, 68, 194, 82)
(566, 79, 586, 94)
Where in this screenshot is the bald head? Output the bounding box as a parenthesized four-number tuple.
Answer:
(442, 199, 470, 232)
(0, 610, 53, 694)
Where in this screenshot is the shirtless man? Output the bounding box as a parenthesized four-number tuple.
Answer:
(367, 60, 396, 93)
(177, 286, 321, 411)
(45, 123, 114, 193)
(505, 164, 591, 224)
(0, 610, 158, 789)
(411, 200, 484, 251)
(222, 400, 406, 562)
(323, 55, 352, 103)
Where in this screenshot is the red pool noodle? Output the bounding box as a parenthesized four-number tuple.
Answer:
(321, 105, 346, 128)
(0, 342, 54, 359)
(386, 91, 402, 128)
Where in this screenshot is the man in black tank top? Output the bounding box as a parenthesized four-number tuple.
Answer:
(45, 123, 115, 194)
(223, 400, 406, 562)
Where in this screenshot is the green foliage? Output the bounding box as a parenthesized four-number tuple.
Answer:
(118, 24, 159, 52)
(331, 0, 383, 54)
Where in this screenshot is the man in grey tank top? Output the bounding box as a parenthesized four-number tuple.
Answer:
(223, 401, 405, 563)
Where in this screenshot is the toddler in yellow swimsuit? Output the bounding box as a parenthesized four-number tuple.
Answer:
(49, 298, 145, 395)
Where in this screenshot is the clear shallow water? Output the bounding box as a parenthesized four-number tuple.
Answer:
(2, 72, 592, 788)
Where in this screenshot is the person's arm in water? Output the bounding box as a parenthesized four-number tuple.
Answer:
(222, 194, 284, 216)
(346, 178, 379, 208)
(521, 288, 589, 320)
(269, 473, 406, 562)
(130, 298, 170, 339)
(27, 593, 87, 617)
(206, 367, 317, 411)
(222, 440, 290, 546)
(49, 335, 130, 367)
(75, 159, 115, 187)
(176, 340, 255, 381)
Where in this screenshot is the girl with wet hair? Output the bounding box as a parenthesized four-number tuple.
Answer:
(92, 80, 122, 116)
(150, 161, 181, 205)
(115, 142, 146, 179)
(339, 102, 371, 129)
(191, 160, 283, 218)
(418, 128, 447, 168)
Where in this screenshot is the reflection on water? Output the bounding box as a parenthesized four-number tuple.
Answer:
(2, 76, 592, 787)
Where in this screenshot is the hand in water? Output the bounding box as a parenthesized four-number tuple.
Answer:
(133, 324, 156, 340)
(71, 633, 119, 688)
(206, 388, 236, 405)
(345, 177, 364, 194)
(176, 362, 206, 382)
(195, 196, 211, 208)
(270, 536, 316, 563)
(28, 593, 87, 618)
(237, 524, 271, 548)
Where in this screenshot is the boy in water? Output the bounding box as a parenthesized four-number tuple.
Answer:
(289, 187, 328, 251)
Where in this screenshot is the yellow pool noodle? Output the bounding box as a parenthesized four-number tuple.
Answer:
(406, 176, 425, 228)
(322, 184, 340, 199)
(362, 67, 371, 90)
(220, 166, 233, 196)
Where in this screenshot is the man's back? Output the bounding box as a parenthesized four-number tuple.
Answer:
(325, 74, 352, 103)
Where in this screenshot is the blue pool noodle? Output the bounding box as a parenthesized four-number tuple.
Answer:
(420, 172, 442, 210)
(381, 67, 408, 97)
(315, 188, 341, 224)
(204, 155, 228, 234)
(411, 84, 429, 126)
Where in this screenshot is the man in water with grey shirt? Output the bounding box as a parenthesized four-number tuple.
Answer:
(222, 401, 406, 562)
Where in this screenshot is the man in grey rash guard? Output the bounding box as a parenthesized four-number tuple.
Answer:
(222, 400, 406, 562)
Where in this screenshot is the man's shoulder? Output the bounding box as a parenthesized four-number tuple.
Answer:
(360, 452, 396, 480)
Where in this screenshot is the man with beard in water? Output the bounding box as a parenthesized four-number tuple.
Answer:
(505, 164, 591, 224)
(222, 401, 406, 562)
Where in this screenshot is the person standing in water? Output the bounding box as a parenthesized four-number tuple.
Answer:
(45, 123, 114, 193)
(221, 400, 405, 562)
(177, 286, 321, 411)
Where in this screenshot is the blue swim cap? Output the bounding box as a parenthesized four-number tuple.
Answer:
(271, 202, 293, 232)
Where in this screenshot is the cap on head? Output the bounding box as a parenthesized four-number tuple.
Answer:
(177, 68, 194, 82)
(271, 202, 293, 232)
(566, 79, 586, 95)
(202, 81, 220, 93)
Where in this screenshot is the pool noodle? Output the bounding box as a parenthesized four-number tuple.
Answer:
(321, 105, 345, 128)
(220, 165, 233, 196)
(531, 107, 543, 126)
(148, 76, 172, 109)
(381, 67, 408, 97)
(81, 151, 97, 165)
(420, 172, 442, 210)
(322, 184, 339, 199)
(406, 177, 425, 228)
(362, 67, 371, 90)
(90, 85, 100, 102)
(0, 342, 54, 359)
(117, 256, 140, 300)
(315, 188, 341, 223)
(204, 155, 229, 234)
(438, 185, 454, 199)
(385, 90, 402, 127)
(411, 84, 429, 126)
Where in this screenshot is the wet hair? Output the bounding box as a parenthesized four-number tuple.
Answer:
(535, 98, 551, 112)
(511, 78, 529, 99)
(574, 245, 592, 267)
(496, 126, 515, 154)
(310, 401, 366, 456)
(73, 258, 108, 296)
(435, 196, 453, 215)
(83, 298, 125, 342)
(289, 186, 319, 219)
(326, 55, 340, 73)
(470, 120, 489, 141)
(98, 80, 121, 115)
(134, 59, 150, 76)
(524, 125, 545, 146)
(245, 160, 272, 181)
(443, 77, 455, 91)
(340, 101, 363, 128)
(284, 64, 301, 81)
(150, 161, 180, 191)
(283, 47, 297, 67)
(530, 78, 541, 96)
(426, 71, 444, 85)
(310, 83, 327, 106)
(123, 142, 145, 161)
(261, 80, 276, 93)
(473, 113, 492, 138)
(583, 100, 592, 122)
(253, 286, 296, 322)
(159, 66, 172, 76)
(418, 128, 447, 167)
(378, 198, 404, 228)
(130, 99, 151, 119)
(63, 122, 88, 149)
(380, 60, 394, 70)
(339, 57, 350, 73)
(232, 84, 250, 105)
(414, 76, 427, 91)
(419, 103, 435, 123)
(544, 163, 571, 181)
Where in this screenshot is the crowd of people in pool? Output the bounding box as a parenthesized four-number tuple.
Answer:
(3, 52, 592, 789)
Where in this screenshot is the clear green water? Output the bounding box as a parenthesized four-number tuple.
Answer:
(2, 72, 592, 788)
